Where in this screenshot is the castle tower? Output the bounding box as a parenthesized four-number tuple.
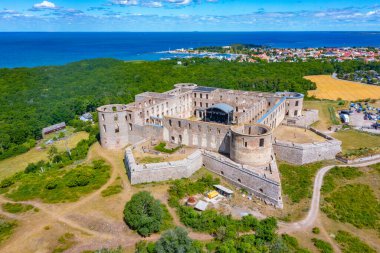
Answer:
(230, 124, 273, 167)
(276, 92, 304, 117)
(97, 104, 129, 149)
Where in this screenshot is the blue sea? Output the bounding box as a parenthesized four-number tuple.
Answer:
(0, 32, 380, 68)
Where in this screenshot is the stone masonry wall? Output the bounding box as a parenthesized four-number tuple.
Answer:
(125, 148, 203, 184)
(273, 127, 342, 165)
(202, 151, 283, 208)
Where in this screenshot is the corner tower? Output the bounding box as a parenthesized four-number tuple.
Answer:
(230, 124, 273, 167)
(276, 92, 304, 117)
(97, 104, 129, 149)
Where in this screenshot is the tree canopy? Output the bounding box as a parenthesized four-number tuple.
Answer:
(123, 191, 164, 237)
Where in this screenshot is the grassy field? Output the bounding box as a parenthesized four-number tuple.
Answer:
(321, 166, 380, 231)
(331, 130, 380, 154)
(1, 160, 110, 203)
(0, 131, 89, 180)
(279, 162, 323, 203)
(303, 100, 346, 130)
(335, 230, 376, 253)
(306, 75, 380, 100)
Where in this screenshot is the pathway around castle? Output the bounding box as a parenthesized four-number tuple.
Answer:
(0, 142, 379, 252)
(279, 157, 380, 234)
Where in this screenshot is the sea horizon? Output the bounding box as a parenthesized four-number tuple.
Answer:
(1, 31, 380, 68)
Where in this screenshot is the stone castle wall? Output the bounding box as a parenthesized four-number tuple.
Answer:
(125, 147, 283, 208)
(273, 127, 342, 164)
(125, 148, 203, 184)
(202, 151, 283, 208)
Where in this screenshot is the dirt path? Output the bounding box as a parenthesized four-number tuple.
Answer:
(279, 158, 380, 233)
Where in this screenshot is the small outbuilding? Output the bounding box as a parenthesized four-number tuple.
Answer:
(214, 185, 234, 198)
(80, 113, 93, 122)
(42, 122, 66, 137)
(194, 200, 208, 211)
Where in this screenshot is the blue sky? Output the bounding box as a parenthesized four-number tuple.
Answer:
(0, 0, 379, 31)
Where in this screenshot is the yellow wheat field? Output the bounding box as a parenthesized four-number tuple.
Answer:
(306, 75, 380, 101)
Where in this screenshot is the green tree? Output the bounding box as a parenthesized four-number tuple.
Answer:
(155, 227, 199, 253)
(124, 191, 164, 237)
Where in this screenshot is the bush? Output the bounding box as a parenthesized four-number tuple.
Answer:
(0, 178, 14, 189)
(312, 227, 320, 234)
(335, 230, 376, 253)
(64, 168, 93, 187)
(312, 238, 333, 253)
(101, 185, 123, 197)
(0, 217, 17, 243)
(123, 191, 170, 237)
(2, 203, 33, 214)
(45, 180, 58, 190)
(155, 227, 196, 253)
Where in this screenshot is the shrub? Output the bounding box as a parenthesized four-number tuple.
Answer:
(155, 227, 195, 253)
(45, 180, 58, 190)
(64, 168, 93, 187)
(123, 191, 169, 237)
(101, 185, 123, 197)
(312, 238, 333, 253)
(0, 217, 17, 243)
(312, 227, 320, 234)
(0, 178, 14, 189)
(2, 203, 33, 214)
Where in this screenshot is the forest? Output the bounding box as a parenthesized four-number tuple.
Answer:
(0, 57, 373, 159)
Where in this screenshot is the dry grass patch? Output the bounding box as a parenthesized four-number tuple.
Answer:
(306, 75, 380, 100)
(0, 131, 89, 180)
(274, 125, 326, 143)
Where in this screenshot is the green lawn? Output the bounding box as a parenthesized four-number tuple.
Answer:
(332, 130, 380, 157)
(279, 162, 323, 203)
(303, 100, 347, 130)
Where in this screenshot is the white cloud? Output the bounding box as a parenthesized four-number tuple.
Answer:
(33, 1, 57, 9)
(112, 0, 138, 5)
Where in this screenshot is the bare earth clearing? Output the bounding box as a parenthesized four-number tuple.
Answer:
(274, 125, 326, 143)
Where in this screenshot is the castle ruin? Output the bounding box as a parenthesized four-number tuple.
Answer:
(97, 84, 341, 208)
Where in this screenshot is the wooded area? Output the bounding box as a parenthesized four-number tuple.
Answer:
(0, 58, 375, 159)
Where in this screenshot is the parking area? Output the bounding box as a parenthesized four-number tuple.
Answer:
(343, 102, 380, 134)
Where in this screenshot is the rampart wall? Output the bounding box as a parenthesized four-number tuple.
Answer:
(202, 151, 283, 208)
(125, 148, 203, 184)
(273, 127, 342, 164)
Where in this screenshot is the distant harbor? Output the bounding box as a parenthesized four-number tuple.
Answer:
(157, 45, 380, 63)
(1, 32, 380, 68)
